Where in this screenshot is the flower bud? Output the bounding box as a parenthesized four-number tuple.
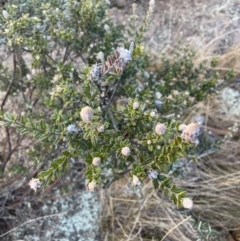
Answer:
(181, 123, 200, 144)
(2, 10, 9, 19)
(121, 147, 131, 156)
(182, 198, 193, 209)
(150, 111, 156, 117)
(147, 140, 151, 145)
(133, 101, 139, 110)
(155, 123, 166, 135)
(92, 157, 101, 166)
(132, 175, 141, 186)
(80, 106, 94, 122)
(28, 178, 41, 192)
(87, 180, 97, 191)
(97, 125, 104, 132)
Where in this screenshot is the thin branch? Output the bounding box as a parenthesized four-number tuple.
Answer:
(160, 216, 192, 241)
(1, 81, 13, 110)
(0, 212, 67, 238)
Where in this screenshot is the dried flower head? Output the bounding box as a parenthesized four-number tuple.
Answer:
(28, 178, 41, 192)
(133, 101, 139, 110)
(117, 47, 131, 63)
(121, 146, 131, 156)
(92, 157, 101, 166)
(148, 170, 158, 179)
(97, 125, 104, 132)
(90, 64, 101, 82)
(87, 180, 97, 191)
(67, 123, 80, 133)
(181, 123, 200, 144)
(182, 198, 193, 209)
(155, 123, 166, 135)
(132, 175, 141, 186)
(80, 106, 94, 122)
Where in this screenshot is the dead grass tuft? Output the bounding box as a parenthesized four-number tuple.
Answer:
(100, 179, 198, 241)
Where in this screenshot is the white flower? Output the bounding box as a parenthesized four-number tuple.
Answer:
(121, 147, 131, 156)
(117, 47, 131, 63)
(167, 94, 173, 100)
(173, 90, 179, 95)
(97, 125, 104, 132)
(97, 51, 104, 63)
(148, 170, 158, 179)
(2, 10, 9, 19)
(80, 106, 94, 122)
(182, 198, 193, 209)
(155, 91, 162, 99)
(88, 180, 97, 191)
(132, 175, 141, 186)
(150, 111, 156, 117)
(147, 140, 151, 145)
(67, 124, 80, 133)
(28, 178, 41, 192)
(149, 0, 155, 13)
(56, 86, 62, 93)
(155, 123, 166, 135)
(26, 74, 32, 80)
(92, 157, 101, 166)
(156, 145, 161, 150)
(104, 24, 110, 32)
(133, 101, 139, 110)
(52, 74, 61, 83)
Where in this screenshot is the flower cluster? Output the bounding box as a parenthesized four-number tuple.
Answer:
(80, 106, 94, 123)
(28, 178, 41, 192)
(180, 123, 201, 145)
(155, 123, 166, 135)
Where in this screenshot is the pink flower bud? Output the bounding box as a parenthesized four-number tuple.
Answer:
(92, 157, 101, 166)
(133, 102, 139, 110)
(121, 147, 131, 156)
(181, 123, 200, 144)
(155, 123, 166, 135)
(87, 180, 97, 191)
(80, 106, 94, 122)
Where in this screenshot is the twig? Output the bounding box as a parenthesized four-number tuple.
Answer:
(1, 81, 13, 110)
(160, 216, 192, 241)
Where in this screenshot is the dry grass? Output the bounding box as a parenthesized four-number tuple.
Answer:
(100, 179, 198, 241)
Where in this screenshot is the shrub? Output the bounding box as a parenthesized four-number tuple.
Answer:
(0, 0, 220, 208)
